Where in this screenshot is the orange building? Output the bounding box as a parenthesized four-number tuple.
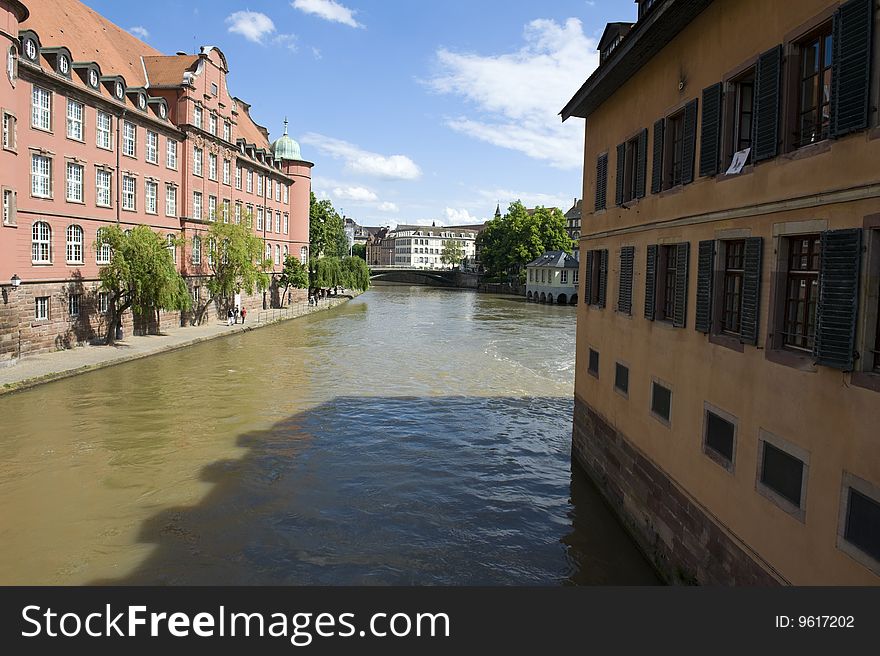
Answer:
(0, 0, 313, 363)
(563, 0, 880, 584)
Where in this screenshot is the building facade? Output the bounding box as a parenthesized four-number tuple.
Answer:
(365, 226, 394, 267)
(391, 224, 477, 269)
(525, 251, 579, 305)
(564, 0, 880, 584)
(564, 198, 582, 241)
(0, 0, 312, 364)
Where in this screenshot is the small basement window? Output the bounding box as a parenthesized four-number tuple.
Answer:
(651, 380, 671, 425)
(614, 362, 629, 396)
(588, 348, 599, 378)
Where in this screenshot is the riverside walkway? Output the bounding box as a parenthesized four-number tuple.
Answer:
(0, 295, 356, 395)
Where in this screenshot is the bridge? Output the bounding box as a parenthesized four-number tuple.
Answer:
(369, 267, 464, 287)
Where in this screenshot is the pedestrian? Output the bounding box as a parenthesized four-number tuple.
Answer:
(227, 308, 234, 326)
(234, 306, 240, 324)
(241, 307, 247, 324)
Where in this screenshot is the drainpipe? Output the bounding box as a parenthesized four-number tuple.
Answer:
(262, 165, 268, 310)
(116, 108, 126, 225)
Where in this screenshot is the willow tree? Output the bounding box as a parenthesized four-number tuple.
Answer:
(96, 225, 190, 344)
(341, 255, 371, 291)
(192, 219, 270, 325)
(279, 255, 309, 306)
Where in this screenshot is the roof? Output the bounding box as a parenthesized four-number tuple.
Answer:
(393, 224, 479, 236)
(526, 251, 579, 269)
(599, 22, 634, 51)
(21, 0, 163, 87)
(235, 98, 272, 150)
(565, 199, 582, 220)
(561, 0, 715, 121)
(142, 54, 199, 87)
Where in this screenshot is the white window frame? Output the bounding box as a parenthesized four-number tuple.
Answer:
(31, 153, 52, 198)
(121, 175, 136, 211)
(193, 104, 202, 129)
(65, 224, 84, 264)
(31, 85, 51, 131)
(235, 165, 242, 190)
(34, 296, 49, 321)
(223, 159, 230, 185)
(65, 161, 83, 203)
(283, 185, 289, 204)
(145, 130, 158, 164)
(122, 121, 136, 158)
(32, 221, 51, 263)
(96, 228, 111, 264)
(68, 293, 80, 317)
(145, 180, 158, 214)
(96, 169, 112, 207)
(193, 192, 202, 219)
(96, 111, 112, 150)
(209, 153, 217, 181)
(166, 139, 177, 169)
(246, 169, 253, 193)
(66, 98, 84, 141)
(300, 246, 308, 264)
(193, 147, 203, 176)
(2, 111, 17, 151)
(283, 213, 289, 234)
(235, 202, 242, 224)
(165, 184, 177, 217)
(192, 235, 201, 264)
(208, 195, 217, 221)
(223, 121, 231, 142)
(209, 112, 217, 135)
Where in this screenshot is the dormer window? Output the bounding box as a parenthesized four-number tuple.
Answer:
(138, 94, 146, 110)
(159, 104, 167, 119)
(115, 82, 123, 100)
(58, 55, 69, 75)
(638, 0, 660, 20)
(24, 38, 37, 62)
(88, 69, 99, 89)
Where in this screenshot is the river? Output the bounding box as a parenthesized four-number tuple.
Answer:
(0, 286, 659, 585)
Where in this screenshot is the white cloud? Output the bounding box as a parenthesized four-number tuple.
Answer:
(292, 0, 363, 28)
(478, 188, 572, 212)
(301, 133, 422, 180)
(427, 18, 597, 169)
(444, 208, 479, 225)
(273, 33, 299, 52)
(333, 186, 379, 203)
(225, 11, 276, 44)
(128, 26, 149, 40)
(377, 201, 399, 213)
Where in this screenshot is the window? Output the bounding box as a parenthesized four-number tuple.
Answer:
(66, 224, 83, 263)
(662, 246, 677, 320)
(96, 111, 112, 150)
(66, 99, 83, 141)
(283, 213, 289, 234)
(98, 292, 109, 313)
(561, 270, 568, 284)
(222, 199, 229, 223)
(646, 243, 689, 325)
(31, 86, 51, 131)
(266, 243, 272, 261)
(283, 185, 289, 204)
(665, 111, 685, 188)
(223, 159, 230, 185)
(839, 474, 880, 570)
(246, 204, 254, 227)
(874, 279, 880, 372)
(301, 246, 308, 264)
(257, 207, 264, 231)
(122, 121, 136, 157)
(121, 176, 136, 211)
(165, 185, 177, 217)
(96, 169, 112, 207)
(208, 195, 216, 221)
(2, 111, 16, 150)
(32, 221, 51, 263)
(68, 293, 80, 317)
(167, 234, 176, 263)
(729, 69, 754, 162)
(257, 174, 263, 196)
(2, 188, 15, 226)
(209, 153, 217, 180)
(275, 212, 281, 233)
(619, 131, 646, 204)
(650, 380, 671, 425)
(31, 154, 51, 198)
(34, 296, 49, 320)
(191, 286, 200, 305)
(235, 166, 242, 189)
(614, 362, 629, 396)
(145, 130, 158, 164)
(209, 112, 217, 135)
(192, 235, 201, 264)
(166, 139, 178, 169)
(796, 25, 833, 148)
(246, 169, 253, 193)
(720, 240, 745, 334)
(193, 147, 203, 176)
(284, 244, 289, 261)
(211, 83, 218, 96)
(235, 203, 242, 224)
(275, 181, 281, 202)
(275, 244, 281, 265)
(703, 406, 736, 469)
(587, 348, 599, 378)
(223, 121, 230, 142)
(757, 434, 808, 516)
(193, 192, 202, 219)
(66, 162, 83, 203)
(96, 228, 111, 264)
(193, 104, 202, 129)
(782, 235, 821, 351)
(584, 249, 607, 307)
(145, 180, 158, 214)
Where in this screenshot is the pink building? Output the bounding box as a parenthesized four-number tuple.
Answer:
(0, 0, 313, 363)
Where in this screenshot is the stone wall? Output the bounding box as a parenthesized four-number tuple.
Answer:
(571, 395, 783, 586)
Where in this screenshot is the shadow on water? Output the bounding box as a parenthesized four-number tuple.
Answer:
(91, 396, 660, 586)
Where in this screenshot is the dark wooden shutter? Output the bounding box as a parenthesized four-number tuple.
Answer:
(645, 244, 658, 320)
(815, 229, 862, 370)
(618, 246, 635, 315)
(615, 143, 626, 206)
(598, 249, 609, 309)
(584, 250, 595, 305)
(699, 83, 723, 177)
(636, 129, 648, 199)
(695, 240, 715, 333)
(682, 99, 699, 185)
(740, 237, 763, 346)
(595, 153, 608, 211)
(651, 119, 665, 194)
(673, 242, 690, 328)
(753, 45, 782, 162)
(831, 0, 873, 138)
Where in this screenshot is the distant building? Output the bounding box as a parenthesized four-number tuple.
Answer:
(390, 224, 478, 269)
(564, 199, 582, 241)
(344, 217, 371, 246)
(525, 251, 579, 305)
(365, 226, 394, 266)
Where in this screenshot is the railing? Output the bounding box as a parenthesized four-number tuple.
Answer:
(253, 295, 352, 326)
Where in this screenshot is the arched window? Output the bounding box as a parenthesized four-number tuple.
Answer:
(96, 227, 111, 264)
(283, 244, 289, 260)
(300, 246, 308, 265)
(32, 221, 51, 263)
(192, 235, 201, 265)
(66, 224, 83, 263)
(275, 244, 281, 265)
(265, 243, 272, 261)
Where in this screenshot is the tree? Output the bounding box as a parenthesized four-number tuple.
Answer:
(351, 243, 367, 260)
(477, 201, 571, 282)
(341, 255, 371, 291)
(309, 192, 348, 258)
(278, 255, 309, 306)
(310, 256, 371, 293)
(96, 225, 190, 344)
(192, 218, 270, 325)
(440, 240, 464, 268)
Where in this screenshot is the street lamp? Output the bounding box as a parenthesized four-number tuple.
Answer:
(9, 274, 21, 290)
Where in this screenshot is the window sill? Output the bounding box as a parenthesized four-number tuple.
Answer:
(65, 135, 85, 144)
(2, 145, 18, 154)
(587, 368, 599, 380)
(122, 153, 138, 160)
(96, 203, 112, 209)
(121, 207, 137, 213)
(716, 164, 754, 183)
(146, 159, 159, 167)
(765, 347, 817, 372)
(66, 199, 85, 205)
(703, 446, 735, 474)
(756, 482, 806, 524)
(66, 261, 84, 266)
(31, 262, 52, 266)
(31, 126, 53, 135)
(96, 145, 113, 152)
(31, 195, 54, 201)
(709, 332, 745, 353)
(783, 140, 831, 162)
(650, 411, 671, 429)
(850, 371, 880, 394)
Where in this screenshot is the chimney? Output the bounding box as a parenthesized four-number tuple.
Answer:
(176, 51, 187, 56)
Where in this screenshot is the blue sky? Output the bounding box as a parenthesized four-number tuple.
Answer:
(87, 0, 636, 226)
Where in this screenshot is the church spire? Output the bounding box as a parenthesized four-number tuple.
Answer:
(494, 203, 501, 219)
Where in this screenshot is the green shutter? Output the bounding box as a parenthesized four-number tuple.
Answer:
(815, 229, 862, 370)
(673, 242, 690, 328)
(682, 99, 699, 185)
(598, 249, 609, 309)
(651, 119, 665, 194)
(831, 0, 873, 137)
(645, 244, 658, 320)
(740, 237, 763, 346)
(595, 153, 608, 211)
(700, 83, 723, 177)
(618, 246, 635, 315)
(695, 240, 715, 334)
(753, 45, 782, 162)
(585, 250, 595, 305)
(636, 129, 648, 199)
(615, 143, 626, 206)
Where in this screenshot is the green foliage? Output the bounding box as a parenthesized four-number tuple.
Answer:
(309, 192, 349, 258)
(279, 255, 309, 293)
(351, 243, 367, 260)
(95, 224, 190, 343)
(341, 255, 371, 291)
(477, 201, 571, 281)
(310, 256, 371, 292)
(440, 239, 465, 267)
(195, 219, 270, 324)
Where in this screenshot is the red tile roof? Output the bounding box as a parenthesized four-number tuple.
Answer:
(143, 55, 200, 88)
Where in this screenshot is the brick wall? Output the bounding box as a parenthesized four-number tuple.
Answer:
(572, 395, 783, 585)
